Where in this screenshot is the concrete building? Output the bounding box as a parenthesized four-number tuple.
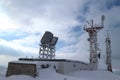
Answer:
(6, 62, 36, 77)
(6, 58, 97, 77)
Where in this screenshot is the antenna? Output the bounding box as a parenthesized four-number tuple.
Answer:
(105, 31, 112, 72)
(84, 15, 104, 69)
(101, 15, 105, 27)
(39, 31, 58, 59)
(106, 30, 110, 38)
(41, 31, 53, 44)
(91, 20, 94, 28)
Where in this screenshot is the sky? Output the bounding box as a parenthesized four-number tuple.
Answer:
(0, 0, 120, 69)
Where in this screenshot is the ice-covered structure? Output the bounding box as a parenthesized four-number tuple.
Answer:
(6, 58, 97, 77)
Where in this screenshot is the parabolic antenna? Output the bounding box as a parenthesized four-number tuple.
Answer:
(39, 31, 58, 59)
(50, 37, 58, 46)
(41, 31, 53, 44)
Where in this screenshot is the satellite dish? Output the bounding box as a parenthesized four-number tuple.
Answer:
(50, 37, 58, 46)
(41, 31, 53, 44)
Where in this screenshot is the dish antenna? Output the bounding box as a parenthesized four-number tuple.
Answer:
(41, 31, 53, 44)
(39, 31, 58, 59)
(50, 37, 58, 46)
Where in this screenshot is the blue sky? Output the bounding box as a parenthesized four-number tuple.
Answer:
(0, 0, 120, 70)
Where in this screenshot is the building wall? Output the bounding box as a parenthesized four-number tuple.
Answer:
(57, 61, 64, 74)
(87, 63, 97, 70)
(57, 62, 87, 74)
(6, 60, 97, 77)
(6, 62, 37, 77)
(57, 62, 97, 74)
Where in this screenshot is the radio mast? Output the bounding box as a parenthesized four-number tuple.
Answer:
(105, 31, 112, 72)
(84, 15, 105, 66)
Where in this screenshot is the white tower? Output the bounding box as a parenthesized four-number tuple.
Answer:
(105, 31, 112, 72)
(84, 15, 105, 66)
(39, 31, 58, 59)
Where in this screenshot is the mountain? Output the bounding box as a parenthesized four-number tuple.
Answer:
(0, 65, 6, 77)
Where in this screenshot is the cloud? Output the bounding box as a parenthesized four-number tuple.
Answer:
(0, 0, 86, 50)
(0, 10, 19, 31)
(110, 27, 120, 59)
(11, 34, 40, 48)
(0, 55, 18, 66)
(0, 39, 38, 57)
(0, 0, 87, 33)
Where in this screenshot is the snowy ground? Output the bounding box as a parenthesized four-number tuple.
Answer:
(0, 65, 6, 77)
(0, 67, 120, 80)
(67, 70, 120, 80)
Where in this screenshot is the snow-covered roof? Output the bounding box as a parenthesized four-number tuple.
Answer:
(18, 58, 89, 65)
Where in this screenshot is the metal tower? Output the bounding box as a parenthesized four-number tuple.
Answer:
(105, 31, 112, 72)
(39, 31, 58, 59)
(84, 15, 105, 64)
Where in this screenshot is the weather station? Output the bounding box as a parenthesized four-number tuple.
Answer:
(6, 15, 114, 78)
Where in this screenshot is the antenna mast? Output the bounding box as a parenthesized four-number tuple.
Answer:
(84, 15, 105, 65)
(105, 31, 112, 72)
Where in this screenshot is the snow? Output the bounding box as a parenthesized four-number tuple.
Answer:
(0, 65, 6, 77)
(0, 66, 120, 80)
(67, 70, 120, 80)
(11, 60, 58, 65)
(113, 69, 120, 76)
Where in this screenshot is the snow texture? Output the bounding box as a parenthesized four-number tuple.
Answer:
(0, 66, 120, 80)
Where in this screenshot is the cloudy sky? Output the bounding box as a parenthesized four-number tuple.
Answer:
(0, 0, 120, 69)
